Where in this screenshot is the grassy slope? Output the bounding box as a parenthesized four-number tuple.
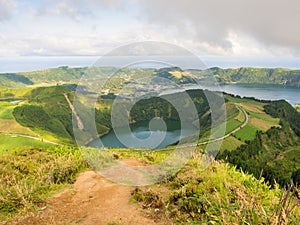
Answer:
(0, 101, 58, 148)
(132, 157, 300, 224)
(1, 146, 300, 224)
(0, 146, 87, 221)
(0, 135, 51, 152)
(0, 102, 36, 135)
(0, 102, 15, 119)
(0, 87, 34, 99)
(0, 85, 299, 223)
(199, 96, 280, 153)
(0, 87, 280, 151)
(225, 95, 280, 142)
(12, 86, 76, 144)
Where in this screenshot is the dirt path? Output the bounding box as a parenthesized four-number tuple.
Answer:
(9, 162, 162, 225)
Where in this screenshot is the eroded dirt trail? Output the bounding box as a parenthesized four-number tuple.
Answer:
(11, 170, 160, 225)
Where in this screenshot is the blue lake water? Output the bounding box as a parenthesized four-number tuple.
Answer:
(89, 84, 300, 149)
(88, 120, 197, 149)
(216, 84, 300, 105)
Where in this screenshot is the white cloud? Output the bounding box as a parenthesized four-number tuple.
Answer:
(138, 0, 300, 56)
(1, 0, 300, 58)
(0, 0, 16, 21)
(0, 33, 136, 56)
(36, 0, 127, 20)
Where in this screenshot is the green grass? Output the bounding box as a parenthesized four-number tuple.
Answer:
(0, 103, 15, 119)
(224, 103, 245, 134)
(198, 136, 244, 157)
(132, 159, 300, 224)
(108, 148, 172, 164)
(0, 86, 34, 98)
(220, 135, 244, 151)
(225, 119, 242, 134)
(0, 135, 52, 152)
(200, 103, 243, 141)
(0, 146, 88, 221)
(248, 111, 280, 124)
(234, 124, 258, 141)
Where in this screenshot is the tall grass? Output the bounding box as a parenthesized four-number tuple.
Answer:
(0, 146, 87, 221)
(132, 158, 300, 224)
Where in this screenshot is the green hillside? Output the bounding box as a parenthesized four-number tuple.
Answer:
(218, 100, 300, 187)
(1, 145, 300, 224)
(132, 159, 300, 224)
(191, 67, 300, 87)
(1, 66, 300, 88)
(0, 146, 87, 221)
(0, 85, 300, 224)
(12, 86, 74, 143)
(0, 74, 33, 88)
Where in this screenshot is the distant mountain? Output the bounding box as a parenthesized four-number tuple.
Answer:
(1, 66, 300, 88)
(0, 73, 33, 87)
(198, 67, 300, 87)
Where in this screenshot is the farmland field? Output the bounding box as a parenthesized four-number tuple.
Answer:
(0, 135, 52, 152)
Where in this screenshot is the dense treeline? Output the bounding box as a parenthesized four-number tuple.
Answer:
(264, 100, 300, 136)
(13, 86, 74, 141)
(129, 89, 224, 131)
(12, 86, 113, 141)
(219, 127, 298, 186)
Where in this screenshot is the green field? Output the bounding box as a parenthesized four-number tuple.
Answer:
(0, 102, 15, 120)
(200, 135, 244, 154)
(220, 135, 244, 151)
(225, 118, 242, 134)
(234, 124, 258, 141)
(0, 135, 52, 152)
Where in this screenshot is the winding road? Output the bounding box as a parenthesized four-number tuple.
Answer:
(143, 103, 249, 152)
(198, 104, 248, 145)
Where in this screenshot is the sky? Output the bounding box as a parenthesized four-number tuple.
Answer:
(0, 0, 300, 70)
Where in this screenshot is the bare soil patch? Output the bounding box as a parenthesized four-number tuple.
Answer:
(8, 169, 163, 225)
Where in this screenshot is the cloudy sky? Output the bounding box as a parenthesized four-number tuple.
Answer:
(1, 0, 300, 69)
